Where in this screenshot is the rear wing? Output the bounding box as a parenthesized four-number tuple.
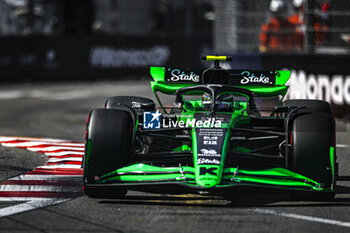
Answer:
(150, 66, 291, 98)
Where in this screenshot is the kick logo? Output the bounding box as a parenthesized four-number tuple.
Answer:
(199, 167, 217, 176)
(143, 110, 161, 129)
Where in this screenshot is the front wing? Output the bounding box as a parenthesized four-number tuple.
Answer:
(87, 163, 334, 194)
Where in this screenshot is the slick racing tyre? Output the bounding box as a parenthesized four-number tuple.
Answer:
(83, 109, 133, 198)
(283, 99, 331, 113)
(105, 96, 155, 111)
(291, 111, 336, 200)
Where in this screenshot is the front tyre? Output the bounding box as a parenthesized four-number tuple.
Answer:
(83, 109, 133, 198)
(291, 112, 336, 200)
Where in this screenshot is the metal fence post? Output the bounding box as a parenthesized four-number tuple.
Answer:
(305, 0, 315, 53)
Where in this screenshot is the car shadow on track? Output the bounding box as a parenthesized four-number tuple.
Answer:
(98, 187, 350, 208)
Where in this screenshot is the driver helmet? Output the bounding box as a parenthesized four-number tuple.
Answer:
(202, 93, 233, 111)
(202, 93, 212, 111)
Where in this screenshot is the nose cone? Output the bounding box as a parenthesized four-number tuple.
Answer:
(192, 120, 230, 188)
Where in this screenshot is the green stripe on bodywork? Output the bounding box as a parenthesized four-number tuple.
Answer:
(223, 167, 314, 180)
(233, 85, 288, 97)
(275, 70, 291, 85)
(330, 146, 335, 187)
(83, 139, 92, 171)
(172, 145, 191, 152)
(150, 67, 165, 82)
(134, 118, 139, 133)
(222, 175, 318, 189)
(151, 81, 193, 95)
(151, 81, 289, 97)
(102, 173, 195, 183)
(330, 146, 334, 173)
(100, 163, 195, 176)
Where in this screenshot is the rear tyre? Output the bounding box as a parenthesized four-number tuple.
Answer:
(83, 109, 133, 198)
(291, 111, 336, 200)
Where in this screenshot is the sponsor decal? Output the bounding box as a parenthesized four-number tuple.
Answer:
(131, 101, 141, 108)
(286, 69, 350, 105)
(198, 148, 220, 157)
(203, 136, 218, 145)
(199, 167, 218, 175)
(197, 147, 221, 165)
(229, 70, 276, 86)
(240, 71, 273, 85)
(196, 128, 226, 165)
(143, 111, 161, 129)
(90, 45, 170, 68)
(198, 158, 220, 165)
(165, 68, 201, 83)
(204, 140, 217, 145)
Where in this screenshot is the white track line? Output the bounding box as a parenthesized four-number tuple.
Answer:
(336, 144, 349, 148)
(27, 146, 84, 152)
(44, 151, 84, 156)
(0, 199, 68, 218)
(0, 136, 84, 218)
(0, 137, 71, 142)
(37, 164, 82, 169)
(9, 175, 82, 181)
(0, 185, 80, 192)
(0, 91, 24, 99)
(250, 208, 350, 228)
(0, 197, 59, 202)
(47, 157, 82, 163)
(0, 142, 84, 147)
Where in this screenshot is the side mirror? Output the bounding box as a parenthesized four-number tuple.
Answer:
(273, 106, 289, 113)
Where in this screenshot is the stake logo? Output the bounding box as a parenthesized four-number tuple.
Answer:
(131, 101, 141, 108)
(240, 71, 272, 85)
(165, 68, 201, 83)
(143, 111, 161, 129)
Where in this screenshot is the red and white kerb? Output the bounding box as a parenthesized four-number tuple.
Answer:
(0, 136, 84, 217)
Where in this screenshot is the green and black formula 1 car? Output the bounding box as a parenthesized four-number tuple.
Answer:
(83, 55, 337, 200)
